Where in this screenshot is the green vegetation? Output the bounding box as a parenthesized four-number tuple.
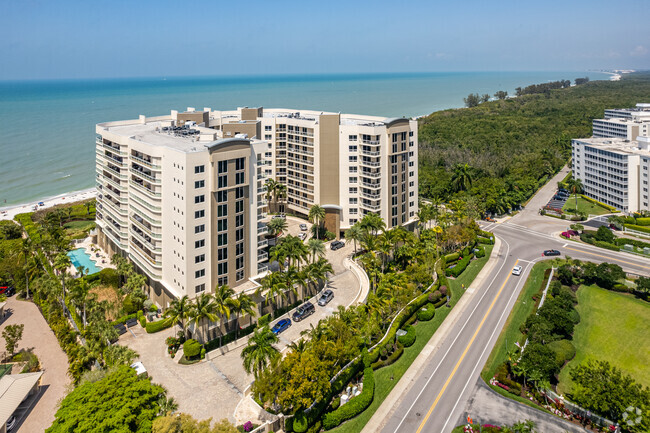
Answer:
(46, 365, 171, 433)
(418, 73, 650, 215)
(558, 285, 650, 394)
(152, 414, 239, 433)
(562, 196, 611, 216)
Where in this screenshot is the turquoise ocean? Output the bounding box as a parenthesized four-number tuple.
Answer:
(0, 71, 609, 207)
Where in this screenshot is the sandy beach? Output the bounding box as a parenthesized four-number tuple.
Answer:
(0, 188, 97, 221)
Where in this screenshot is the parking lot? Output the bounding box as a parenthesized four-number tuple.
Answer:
(545, 189, 569, 211)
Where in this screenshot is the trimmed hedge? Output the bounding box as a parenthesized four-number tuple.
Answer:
(322, 368, 375, 430)
(397, 325, 416, 347)
(614, 237, 650, 249)
(446, 253, 472, 278)
(625, 224, 650, 234)
(370, 342, 404, 370)
(145, 317, 173, 333)
(444, 252, 460, 263)
(479, 230, 494, 239)
(593, 240, 620, 251)
(137, 310, 146, 327)
(203, 323, 256, 352)
(417, 304, 435, 321)
(183, 339, 202, 359)
(477, 236, 494, 245)
(110, 313, 137, 326)
(475, 246, 485, 258)
(634, 217, 650, 226)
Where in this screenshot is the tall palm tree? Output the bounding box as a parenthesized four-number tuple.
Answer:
(70, 278, 94, 327)
(164, 295, 192, 339)
(267, 217, 288, 237)
(213, 285, 236, 348)
(264, 179, 278, 211)
(281, 235, 309, 269)
(359, 212, 385, 238)
(231, 293, 257, 340)
(23, 256, 39, 300)
(306, 238, 325, 263)
(53, 252, 71, 302)
(566, 176, 583, 213)
(308, 204, 326, 239)
(189, 293, 218, 343)
(451, 163, 473, 192)
(310, 258, 334, 290)
(258, 272, 289, 312)
(344, 223, 363, 254)
(276, 183, 287, 213)
(240, 325, 280, 378)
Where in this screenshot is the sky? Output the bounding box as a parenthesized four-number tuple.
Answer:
(0, 0, 648, 80)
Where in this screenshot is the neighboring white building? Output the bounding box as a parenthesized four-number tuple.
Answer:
(604, 103, 650, 119)
(95, 107, 418, 307)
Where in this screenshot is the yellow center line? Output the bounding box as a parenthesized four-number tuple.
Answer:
(564, 246, 650, 270)
(415, 260, 519, 433)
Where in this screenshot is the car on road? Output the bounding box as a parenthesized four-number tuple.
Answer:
(317, 289, 334, 306)
(299, 223, 308, 231)
(330, 240, 345, 250)
(271, 318, 292, 334)
(292, 302, 315, 322)
(272, 214, 286, 220)
(512, 265, 523, 276)
(0, 285, 15, 296)
(543, 249, 561, 256)
(484, 217, 496, 222)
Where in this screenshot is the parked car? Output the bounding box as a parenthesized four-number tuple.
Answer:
(6, 415, 16, 432)
(271, 318, 291, 334)
(298, 233, 306, 240)
(272, 214, 286, 220)
(512, 265, 522, 276)
(543, 249, 561, 256)
(330, 240, 345, 250)
(484, 217, 497, 222)
(317, 289, 334, 306)
(0, 285, 15, 296)
(609, 223, 620, 231)
(299, 223, 308, 231)
(292, 302, 315, 322)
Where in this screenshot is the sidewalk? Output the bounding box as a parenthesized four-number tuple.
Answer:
(361, 237, 504, 433)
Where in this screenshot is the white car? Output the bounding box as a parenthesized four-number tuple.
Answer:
(512, 265, 522, 276)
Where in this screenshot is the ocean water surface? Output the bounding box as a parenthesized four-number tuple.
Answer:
(0, 71, 609, 206)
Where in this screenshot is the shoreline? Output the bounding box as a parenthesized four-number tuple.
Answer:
(0, 187, 97, 221)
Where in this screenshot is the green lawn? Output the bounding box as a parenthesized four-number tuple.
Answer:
(562, 196, 610, 216)
(64, 220, 96, 231)
(330, 245, 493, 433)
(557, 285, 650, 395)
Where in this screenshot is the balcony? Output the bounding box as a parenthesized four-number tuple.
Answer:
(258, 199, 268, 207)
(130, 240, 162, 268)
(130, 228, 162, 252)
(257, 212, 268, 220)
(360, 159, 381, 167)
(257, 186, 267, 194)
(101, 224, 128, 249)
(362, 139, 381, 145)
(103, 165, 127, 179)
(101, 174, 126, 191)
(130, 167, 160, 184)
(257, 223, 268, 235)
(361, 181, 381, 189)
(361, 203, 381, 211)
(131, 154, 161, 170)
(130, 214, 162, 236)
(258, 251, 268, 262)
(287, 165, 314, 176)
(360, 191, 381, 200)
(360, 171, 381, 179)
(101, 197, 128, 216)
(361, 149, 381, 157)
(129, 208, 162, 226)
(258, 263, 269, 273)
(258, 239, 268, 248)
(130, 180, 161, 197)
(130, 193, 162, 212)
(98, 141, 127, 155)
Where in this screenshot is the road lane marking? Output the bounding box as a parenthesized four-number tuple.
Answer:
(391, 240, 511, 433)
(414, 259, 519, 433)
(563, 243, 568, 247)
(564, 246, 650, 270)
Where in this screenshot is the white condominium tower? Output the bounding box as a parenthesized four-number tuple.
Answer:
(95, 107, 418, 306)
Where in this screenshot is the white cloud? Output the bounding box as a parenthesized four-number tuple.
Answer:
(630, 45, 648, 57)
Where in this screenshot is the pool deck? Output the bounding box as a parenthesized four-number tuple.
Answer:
(67, 237, 115, 276)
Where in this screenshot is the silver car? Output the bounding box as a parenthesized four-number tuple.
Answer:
(317, 289, 334, 306)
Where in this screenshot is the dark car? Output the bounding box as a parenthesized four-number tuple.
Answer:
(0, 285, 15, 296)
(292, 302, 315, 322)
(543, 249, 561, 256)
(609, 223, 621, 231)
(330, 240, 345, 250)
(271, 318, 292, 334)
(317, 289, 334, 306)
(6, 415, 16, 432)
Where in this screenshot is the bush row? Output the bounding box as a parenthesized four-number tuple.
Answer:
(370, 342, 404, 370)
(110, 313, 137, 327)
(397, 325, 416, 347)
(614, 237, 650, 249)
(145, 317, 173, 333)
(634, 217, 650, 226)
(445, 253, 472, 278)
(322, 368, 375, 430)
(625, 224, 650, 234)
(444, 252, 460, 264)
(203, 323, 256, 352)
(273, 300, 302, 319)
(84, 268, 120, 288)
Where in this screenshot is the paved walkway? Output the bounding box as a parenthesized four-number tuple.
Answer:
(0, 297, 71, 432)
(361, 237, 503, 433)
(461, 380, 589, 433)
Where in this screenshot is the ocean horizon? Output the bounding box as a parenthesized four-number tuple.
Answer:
(0, 70, 610, 207)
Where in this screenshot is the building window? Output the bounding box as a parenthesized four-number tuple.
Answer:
(195, 180, 205, 189)
(349, 187, 357, 194)
(236, 157, 245, 170)
(349, 135, 357, 141)
(236, 228, 244, 242)
(218, 262, 228, 275)
(236, 242, 244, 256)
(349, 177, 358, 183)
(350, 208, 358, 214)
(349, 166, 357, 173)
(349, 198, 358, 204)
(218, 175, 227, 188)
(265, 134, 272, 140)
(235, 172, 245, 185)
(195, 195, 205, 204)
(265, 125, 272, 131)
(235, 200, 244, 213)
(195, 239, 205, 248)
(349, 156, 357, 162)
(195, 210, 205, 219)
(195, 254, 205, 264)
(217, 218, 227, 232)
(236, 270, 244, 281)
(236, 187, 245, 199)
(218, 276, 228, 286)
(194, 224, 205, 234)
(218, 247, 228, 261)
(195, 269, 205, 278)
(236, 214, 244, 227)
(236, 256, 244, 270)
(218, 233, 227, 245)
(195, 284, 206, 293)
(349, 218, 357, 225)
(349, 145, 357, 152)
(194, 165, 205, 174)
(218, 161, 228, 174)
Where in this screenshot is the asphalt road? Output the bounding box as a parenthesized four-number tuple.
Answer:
(380, 196, 650, 432)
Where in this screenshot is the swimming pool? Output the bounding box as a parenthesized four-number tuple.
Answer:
(67, 248, 102, 275)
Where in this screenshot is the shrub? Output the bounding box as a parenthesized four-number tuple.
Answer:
(397, 325, 416, 347)
(292, 412, 309, 433)
(417, 305, 435, 321)
(611, 283, 630, 293)
(625, 224, 650, 234)
(444, 252, 460, 264)
(257, 314, 271, 328)
(475, 247, 485, 258)
(145, 317, 173, 333)
(98, 268, 119, 288)
(322, 367, 375, 430)
(371, 342, 404, 370)
(593, 240, 620, 251)
(477, 236, 494, 245)
(110, 313, 137, 326)
(183, 339, 202, 359)
(446, 254, 471, 278)
(428, 291, 441, 303)
(439, 286, 448, 296)
(635, 217, 650, 226)
(547, 339, 576, 365)
(200, 348, 206, 359)
(122, 296, 137, 315)
(137, 310, 146, 327)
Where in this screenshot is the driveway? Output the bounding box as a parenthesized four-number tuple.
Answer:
(0, 297, 71, 432)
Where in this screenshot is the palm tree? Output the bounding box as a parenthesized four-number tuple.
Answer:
(157, 396, 178, 416)
(287, 338, 308, 354)
(164, 295, 192, 339)
(23, 256, 39, 300)
(306, 238, 325, 263)
(189, 293, 218, 343)
(69, 278, 94, 327)
(281, 235, 309, 269)
(213, 285, 236, 348)
(344, 223, 363, 254)
(310, 258, 334, 290)
(308, 204, 326, 239)
(276, 184, 287, 213)
(258, 272, 289, 312)
(231, 293, 257, 340)
(451, 163, 473, 192)
(359, 212, 385, 238)
(53, 252, 71, 302)
(264, 179, 278, 211)
(267, 217, 288, 237)
(240, 325, 280, 378)
(566, 176, 583, 213)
